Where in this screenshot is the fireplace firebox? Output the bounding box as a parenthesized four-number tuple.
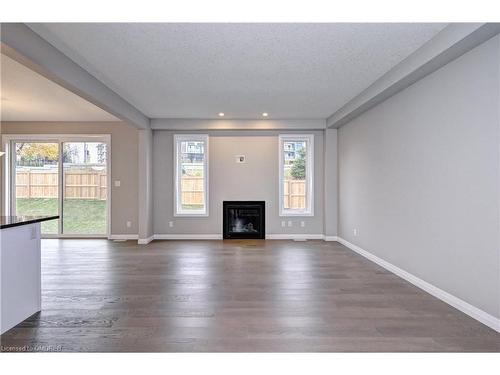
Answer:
(223, 201, 265, 239)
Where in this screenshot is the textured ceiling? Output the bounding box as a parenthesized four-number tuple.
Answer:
(0, 54, 118, 122)
(28, 23, 446, 119)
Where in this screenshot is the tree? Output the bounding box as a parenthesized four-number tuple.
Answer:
(16, 143, 59, 165)
(96, 143, 107, 164)
(63, 144, 78, 163)
(290, 148, 306, 180)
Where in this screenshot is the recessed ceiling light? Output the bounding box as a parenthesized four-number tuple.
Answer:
(218, 112, 225, 117)
(262, 113, 269, 117)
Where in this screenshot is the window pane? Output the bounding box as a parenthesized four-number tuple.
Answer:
(62, 142, 108, 235)
(283, 140, 307, 210)
(179, 140, 205, 213)
(14, 142, 60, 234)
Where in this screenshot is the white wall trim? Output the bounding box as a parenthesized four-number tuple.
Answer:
(336, 237, 500, 333)
(154, 234, 223, 240)
(278, 133, 314, 217)
(266, 234, 325, 240)
(173, 134, 209, 217)
(43, 234, 107, 239)
(109, 234, 138, 240)
(324, 236, 338, 241)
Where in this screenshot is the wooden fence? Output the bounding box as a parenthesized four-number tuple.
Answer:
(16, 170, 107, 200)
(180, 176, 205, 206)
(180, 176, 306, 209)
(283, 179, 306, 209)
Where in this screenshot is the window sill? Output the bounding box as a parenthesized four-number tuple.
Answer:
(174, 213, 209, 218)
(279, 211, 314, 217)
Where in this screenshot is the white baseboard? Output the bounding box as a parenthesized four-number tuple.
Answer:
(324, 236, 338, 241)
(154, 234, 223, 240)
(108, 234, 138, 241)
(138, 236, 154, 245)
(266, 234, 325, 240)
(153, 234, 327, 240)
(336, 237, 500, 333)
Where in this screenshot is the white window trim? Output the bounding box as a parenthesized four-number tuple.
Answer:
(279, 134, 314, 217)
(174, 134, 209, 217)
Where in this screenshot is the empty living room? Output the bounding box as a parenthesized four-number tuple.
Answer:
(1, 1, 499, 373)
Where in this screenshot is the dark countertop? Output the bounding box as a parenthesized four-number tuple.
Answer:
(0, 215, 60, 230)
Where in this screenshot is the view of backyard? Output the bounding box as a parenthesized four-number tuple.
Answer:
(13, 140, 108, 235)
(16, 198, 107, 234)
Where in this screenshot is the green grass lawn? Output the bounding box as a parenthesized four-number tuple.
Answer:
(16, 198, 106, 235)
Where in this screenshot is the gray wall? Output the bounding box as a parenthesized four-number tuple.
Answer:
(338, 35, 500, 318)
(153, 130, 325, 235)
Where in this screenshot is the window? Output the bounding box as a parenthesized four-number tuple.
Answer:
(279, 134, 314, 216)
(174, 134, 209, 216)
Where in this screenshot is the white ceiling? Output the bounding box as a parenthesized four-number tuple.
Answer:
(0, 54, 118, 122)
(28, 23, 446, 120)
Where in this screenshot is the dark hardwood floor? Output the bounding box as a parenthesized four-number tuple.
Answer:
(1, 239, 498, 352)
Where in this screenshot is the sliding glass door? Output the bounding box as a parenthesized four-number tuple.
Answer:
(7, 135, 110, 237)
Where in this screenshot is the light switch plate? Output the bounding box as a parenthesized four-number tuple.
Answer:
(114, 180, 121, 187)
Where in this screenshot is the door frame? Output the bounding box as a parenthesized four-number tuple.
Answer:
(1, 134, 112, 239)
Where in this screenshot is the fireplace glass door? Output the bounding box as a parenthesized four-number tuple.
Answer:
(223, 201, 265, 239)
